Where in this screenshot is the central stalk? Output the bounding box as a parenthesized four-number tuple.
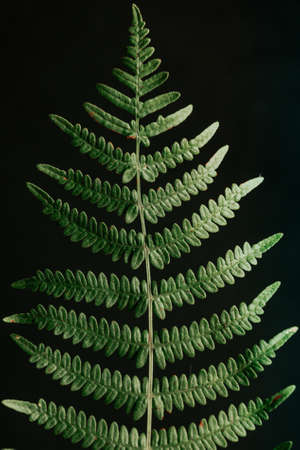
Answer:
(135, 120, 154, 450)
(133, 13, 154, 447)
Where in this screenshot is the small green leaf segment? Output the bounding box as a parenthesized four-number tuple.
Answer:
(2, 3, 296, 450)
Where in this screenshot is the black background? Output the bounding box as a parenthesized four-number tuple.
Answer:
(2, 1, 299, 449)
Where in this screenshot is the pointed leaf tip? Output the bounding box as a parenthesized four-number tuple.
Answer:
(206, 145, 229, 170)
(258, 233, 284, 253)
(251, 281, 281, 310)
(9, 333, 23, 345)
(269, 326, 298, 351)
(3, 314, 17, 324)
(189, 121, 219, 149)
(3, 316, 12, 323)
(26, 182, 54, 205)
(2, 399, 35, 415)
(240, 176, 264, 196)
(10, 333, 36, 354)
(36, 163, 48, 172)
(267, 385, 296, 412)
(267, 280, 281, 293)
(131, 3, 143, 26)
(3, 313, 32, 325)
(11, 279, 27, 289)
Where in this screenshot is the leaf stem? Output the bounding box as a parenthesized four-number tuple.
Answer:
(135, 124, 153, 449)
(134, 41, 153, 448)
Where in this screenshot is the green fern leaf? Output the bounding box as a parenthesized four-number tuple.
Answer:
(49, 113, 219, 182)
(26, 177, 265, 271)
(152, 234, 281, 319)
(26, 182, 145, 269)
(37, 164, 138, 222)
(49, 114, 132, 175)
(151, 282, 280, 369)
(10, 334, 147, 421)
(96, 83, 136, 115)
(141, 145, 228, 224)
(4, 305, 149, 368)
(10, 327, 297, 421)
(152, 327, 297, 417)
(36, 145, 227, 226)
(141, 104, 193, 141)
(139, 58, 161, 78)
(140, 92, 181, 118)
(112, 66, 138, 92)
(10, 235, 282, 321)
(2, 385, 295, 449)
(84, 102, 132, 136)
(141, 120, 220, 179)
(146, 177, 264, 269)
(139, 71, 169, 96)
(4, 282, 279, 370)
(11, 269, 148, 317)
(4, 3, 295, 449)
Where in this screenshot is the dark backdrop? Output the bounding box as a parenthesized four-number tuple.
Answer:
(2, 1, 299, 449)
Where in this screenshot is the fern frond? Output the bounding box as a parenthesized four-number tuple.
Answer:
(4, 304, 150, 369)
(139, 104, 193, 146)
(152, 233, 282, 319)
(139, 92, 181, 118)
(11, 269, 149, 318)
(150, 282, 280, 369)
(112, 66, 138, 92)
(36, 145, 227, 226)
(26, 178, 264, 271)
(10, 334, 148, 421)
(5, 3, 295, 448)
(10, 234, 282, 321)
(50, 114, 219, 182)
(26, 183, 145, 269)
(146, 177, 264, 269)
(4, 282, 278, 370)
(37, 164, 138, 223)
(139, 71, 169, 96)
(10, 327, 297, 421)
(152, 327, 297, 417)
(96, 83, 136, 115)
(84, 102, 132, 137)
(2, 385, 295, 449)
(140, 145, 228, 224)
(49, 114, 134, 175)
(138, 120, 219, 180)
